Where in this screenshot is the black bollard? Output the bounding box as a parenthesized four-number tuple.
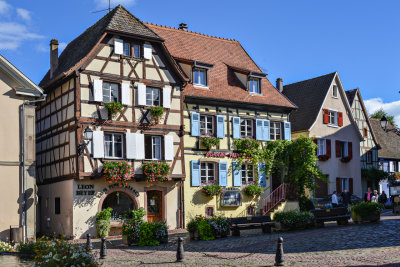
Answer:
(176, 237, 184, 262)
(100, 237, 107, 259)
(274, 237, 285, 266)
(86, 234, 92, 251)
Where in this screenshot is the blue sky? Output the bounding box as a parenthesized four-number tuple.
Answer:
(1, 0, 399, 123)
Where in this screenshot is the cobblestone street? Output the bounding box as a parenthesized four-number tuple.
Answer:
(91, 211, 400, 266)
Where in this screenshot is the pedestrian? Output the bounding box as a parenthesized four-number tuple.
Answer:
(379, 191, 388, 205)
(341, 189, 352, 208)
(364, 187, 373, 202)
(371, 190, 379, 203)
(332, 191, 339, 207)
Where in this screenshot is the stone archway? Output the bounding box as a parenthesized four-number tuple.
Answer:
(98, 187, 140, 213)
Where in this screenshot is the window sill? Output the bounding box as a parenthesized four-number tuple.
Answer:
(332, 96, 338, 99)
(120, 55, 143, 61)
(103, 157, 124, 160)
(249, 92, 263, 96)
(327, 124, 339, 128)
(193, 84, 209, 89)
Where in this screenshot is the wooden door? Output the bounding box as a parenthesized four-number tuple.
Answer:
(147, 190, 163, 222)
(315, 177, 328, 198)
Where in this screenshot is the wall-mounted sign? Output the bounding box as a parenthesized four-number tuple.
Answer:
(205, 152, 241, 158)
(76, 184, 95, 196)
(102, 184, 140, 197)
(220, 189, 241, 207)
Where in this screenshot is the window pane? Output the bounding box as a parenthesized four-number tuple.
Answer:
(146, 89, 152, 106)
(105, 141, 112, 157)
(103, 83, 111, 103)
(145, 135, 152, 159)
(199, 70, 205, 85)
(114, 141, 122, 158)
(111, 84, 119, 102)
(153, 89, 160, 106)
(123, 43, 130, 56)
(153, 137, 161, 160)
(134, 45, 140, 58)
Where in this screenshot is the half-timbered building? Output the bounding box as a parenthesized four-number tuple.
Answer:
(147, 23, 297, 223)
(36, 6, 186, 238)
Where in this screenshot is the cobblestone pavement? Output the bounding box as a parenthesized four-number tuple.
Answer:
(94, 211, 400, 266)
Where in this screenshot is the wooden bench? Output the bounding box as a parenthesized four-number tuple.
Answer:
(230, 215, 274, 236)
(311, 207, 350, 227)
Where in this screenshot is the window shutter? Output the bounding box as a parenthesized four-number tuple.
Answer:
(190, 112, 200, 137)
(348, 142, 352, 159)
(232, 162, 242, 186)
(162, 87, 171, 109)
(258, 163, 267, 187)
(219, 162, 228, 186)
(114, 39, 123, 55)
(164, 135, 174, 161)
(313, 139, 318, 156)
(191, 160, 200, 187)
(232, 117, 241, 139)
(349, 178, 353, 194)
(126, 133, 135, 159)
(263, 120, 270, 141)
(143, 44, 152, 59)
(338, 112, 343, 127)
(326, 139, 331, 157)
(336, 178, 341, 193)
(284, 122, 291, 141)
(216, 115, 225, 138)
(135, 133, 145, 160)
(336, 140, 340, 157)
(137, 83, 146, 106)
(323, 109, 329, 124)
(92, 131, 104, 158)
(121, 83, 130, 105)
(93, 79, 103, 102)
(256, 119, 263, 140)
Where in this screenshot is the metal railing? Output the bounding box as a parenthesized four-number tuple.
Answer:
(262, 183, 296, 214)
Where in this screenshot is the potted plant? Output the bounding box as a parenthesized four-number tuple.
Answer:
(104, 101, 124, 119)
(200, 136, 220, 150)
(103, 161, 134, 187)
(150, 106, 166, 124)
(202, 184, 223, 197)
(351, 202, 384, 224)
(96, 207, 113, 238)
(122, 208, 146, 245)
(318, 154, 330, 161)
(243, 184, 263, 197)
(142, 161, 170, 184)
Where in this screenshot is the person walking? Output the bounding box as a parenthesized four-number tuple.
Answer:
(371, 190, 379, 203)
(364, 187, 373, 202)
(332, 191, 339, 207)
(341, 189, 352, 208)
(379, 191, 388, 205)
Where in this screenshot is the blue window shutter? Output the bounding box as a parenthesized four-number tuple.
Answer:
(232, 162, 242, 186)
(256, 119, 263, 140)
(263, 120, 270, 141)
(258, 163, 267, 187)
(232, 117, 241, 139)
(216, 115, 225, 138)
(191, 160, 200, 186)
(284, 122, 291, 141)
(191, 112, 200, 137)
(219, 162, 228, 186)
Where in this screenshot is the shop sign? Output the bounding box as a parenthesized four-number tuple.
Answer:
(102, 184, 140, 197)
(205, 152, 240, 158)
(76, 184, 95, 196)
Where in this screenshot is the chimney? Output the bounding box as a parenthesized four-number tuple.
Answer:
(50, 39, 59, 79)
(276, 78, 283, 93)
(178, 23, 188, 30)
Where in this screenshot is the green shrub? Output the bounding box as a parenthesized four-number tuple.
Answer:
(351, 202, 384, 218)
(138, 222, 159, 246)
(153, 221, 168, 243)
(208, 216, 230, 237)
(122, 221, 141, 244)
(96, 207, 112, 237)
(299, 196, 315, 211)
(243, 184, 263, 197)
(197, 219, 214, 240)
(0, 241, 14, 252)
(17, 241, 36, 255)
(122, 207, 146, 222)
(201, 136, 220, 150)
(274, 210, 314, 230)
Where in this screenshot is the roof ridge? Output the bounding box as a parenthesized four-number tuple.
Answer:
(283, 72, 337, 88)
(144, 22, 238, 42)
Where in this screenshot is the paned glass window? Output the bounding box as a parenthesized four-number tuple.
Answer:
(103, 82, 119, 103)
(193, 68, 207, 87)
(200, 115, 214, 136)
(133, 44, 141, 58)
(104, 133, 123, 158)
(270, 121, 281, 140)
(123, 43, 130, 57)
(241, 164, 254, 184)
(200, 162, 215, 184)
(317, 139, 326, 156)
(240, 119, 253, 138)
(249, 78, 261, 94)
(146, 87, 160, 106)
(329, 111, 338, 126)
(145, 135, 162, 160)
(332, 85, 338, 98)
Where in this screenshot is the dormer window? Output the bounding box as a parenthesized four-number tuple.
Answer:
(332, 85, 338, 98)
(248, 78, 261, 94)
(193, 68, 208, 87)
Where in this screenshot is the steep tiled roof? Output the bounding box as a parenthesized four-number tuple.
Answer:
(40, 5, 162, 88)
(345, 89, 357, 106)
(370, 118, 400, 160)
(146, 23, 296, 109)
(282, 72, 336, 132)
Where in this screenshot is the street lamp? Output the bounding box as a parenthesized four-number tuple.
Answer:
(380, 116, 388, 131)
(78, 126, 93, 156)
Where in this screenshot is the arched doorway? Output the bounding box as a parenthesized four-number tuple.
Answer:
(101, 191, 135, 220)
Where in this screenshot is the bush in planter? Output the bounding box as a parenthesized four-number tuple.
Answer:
(122, 208, 146, 245)
(243, 184, 263, 197)
(351, 202, 384, 222)
(201, 136, 220, 150)
(150, 106, 166, 124)
(105, 101, 124, 118)
(96, 207, 113, 237)
(273, 210, 315, 230)
(202, 184, 223, 197)
(142, 161, 170, 183)
(103, 161, 134, 187)
(122, 207, 146, 222)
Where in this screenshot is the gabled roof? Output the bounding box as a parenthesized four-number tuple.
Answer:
(282, 72, 336, 132)
(40, 5, 162, 88)
(345, 88, 380, 147)
(0, 54, 44, 97)
(370, 118, 400, 160)
(146, 23, 296, 110)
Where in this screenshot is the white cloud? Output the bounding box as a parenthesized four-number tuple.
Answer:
(16, 8, 31, 22)
(364, 97, 400, 126)
(94, 0, 136, 8)
(35, 41, 67, 53)
(0, 0, 11, 15)
(59, 42, 67, 52)
(0, 22, 43, 50)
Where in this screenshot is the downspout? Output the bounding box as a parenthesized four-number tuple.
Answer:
(21, 95, 46, 243)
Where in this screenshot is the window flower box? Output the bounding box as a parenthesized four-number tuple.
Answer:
(105, 101, 124, 119)
(142, 161, 170, 183)
(243, 184, 263, 197)
(103, 161, 134, 187)
(201, 136, 220, 150)
(341, 156, 352, 163)
(318, 154, 330, 161)
(202, 184, 223, 197)
(149, 106, 166, 124)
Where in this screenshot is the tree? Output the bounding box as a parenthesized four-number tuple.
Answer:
(370, 109, 397, 127)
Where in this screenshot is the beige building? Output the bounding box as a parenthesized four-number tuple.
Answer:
(0, 54, 45, 242)
(282, 72, 363, 197)
(36, 6, 186, 238)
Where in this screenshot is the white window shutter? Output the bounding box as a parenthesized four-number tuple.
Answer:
(121, 83, 131, 105)
(114, 39, 123, 55)
(137, 83, 146, 106)
(126, 133, 135, 159)
(164, 135, 174, 161)
(93, 79, 103, 102)
(163, 87, 171, 109)
(92, 131, 104, 158)
(143, 44, 152, 59)
(136, 133, 145, 160)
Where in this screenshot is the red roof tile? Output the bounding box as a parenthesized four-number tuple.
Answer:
(146, 23, 296, 109)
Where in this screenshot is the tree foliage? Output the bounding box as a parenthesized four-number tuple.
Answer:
(370, 108, 397, 127)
